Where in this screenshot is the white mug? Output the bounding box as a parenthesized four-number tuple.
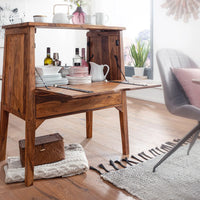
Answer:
(95, 12, 109, 25)
(85, 14, 95, 24)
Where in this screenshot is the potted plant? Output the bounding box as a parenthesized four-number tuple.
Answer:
(130, 39, 150, 77)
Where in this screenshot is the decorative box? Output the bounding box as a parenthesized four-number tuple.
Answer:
(19, 133, 65, 167)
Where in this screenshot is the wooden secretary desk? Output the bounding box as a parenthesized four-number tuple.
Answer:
(0, 22, 159, 186)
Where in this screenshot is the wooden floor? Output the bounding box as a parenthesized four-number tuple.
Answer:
(0, 97, 196, 200)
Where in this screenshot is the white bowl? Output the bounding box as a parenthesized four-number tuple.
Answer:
(33, 15, 47, 23)
(36, 66, 62, 76)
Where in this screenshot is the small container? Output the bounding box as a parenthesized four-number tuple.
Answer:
(60, 65, 70, 77)
(33, 15, 47, 23)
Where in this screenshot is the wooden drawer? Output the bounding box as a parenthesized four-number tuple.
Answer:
(35, 92, 122, 119)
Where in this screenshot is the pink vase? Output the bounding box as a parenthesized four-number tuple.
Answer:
(72, 7, 85, 24)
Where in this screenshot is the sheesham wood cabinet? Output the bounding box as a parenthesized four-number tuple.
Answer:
(0, 22, 159, 186)
(0, 22, 127, 186)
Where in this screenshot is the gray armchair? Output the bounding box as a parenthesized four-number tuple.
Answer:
(153, 49, 200, 172)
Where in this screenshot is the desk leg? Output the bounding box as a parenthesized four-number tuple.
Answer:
(25, 121, 36, 186)
(119, 91, 129, 155)
(0, 109, 9, 161)
(86, 111, 93, 138)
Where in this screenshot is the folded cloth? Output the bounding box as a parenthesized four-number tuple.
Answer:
(4, 144, 89, 183)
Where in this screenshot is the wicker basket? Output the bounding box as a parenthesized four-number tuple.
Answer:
(19, 133, 65, 167)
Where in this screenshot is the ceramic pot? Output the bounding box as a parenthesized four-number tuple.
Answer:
(52, 4, 70, 23)
(134, 67, 144, 77)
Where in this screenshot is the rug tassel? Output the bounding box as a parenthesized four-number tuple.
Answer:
(155, 147, 166, 154)
(163, 144, 173, 149)
(126, 158, 138, 165)
(89, 166, 102, 175)
(122, 158, 132, 166)
(149, 149, 158, 157)
(131, 155, 143, 163)
(109, 160, 119, 170)
(138, 152, 152, 160)
(151, 148, 161, 155)
(165, 141, 176, 147)
(160, 146, 170, 152)
(122, 157, 138, 165)
(173, 139, 180, 142)
(138, 153, 148, 161)
(114, 160, 127, 168)
(98, 164, 110, 172)
(161, 144, 172, 151)
(141, 152, 152, 159)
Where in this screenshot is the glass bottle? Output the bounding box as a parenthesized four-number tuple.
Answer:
(44, 47, 53, 65)
(81, 48, 88, 67)
(72, 7, 85, 24)
(73, 48, 82, 66)
(53, 53, 61, 66)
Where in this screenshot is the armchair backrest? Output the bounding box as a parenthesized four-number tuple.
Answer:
(156, 49, 198, 114)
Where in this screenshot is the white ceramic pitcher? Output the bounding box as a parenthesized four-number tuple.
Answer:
(90, 62, 109, 82)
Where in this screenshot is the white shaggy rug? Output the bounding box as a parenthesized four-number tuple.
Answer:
(102, 141, 200, 200)
(4, 144, 88, 184)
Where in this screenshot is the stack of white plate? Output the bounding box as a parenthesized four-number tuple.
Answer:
(66, 75, 92, 85)
(69, 66, 89, 77)
(35, 66, 68, 87)
(36, 74, 68, 87)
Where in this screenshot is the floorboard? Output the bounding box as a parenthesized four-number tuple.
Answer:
(0, 98, 196, 200)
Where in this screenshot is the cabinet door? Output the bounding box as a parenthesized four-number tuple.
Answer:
(87, 30, 125, 80)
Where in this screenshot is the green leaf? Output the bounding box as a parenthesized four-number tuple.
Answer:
(130, 39, 150, 67)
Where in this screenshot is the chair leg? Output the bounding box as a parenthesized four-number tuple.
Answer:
(187, 129, 200, 155)
(153, 122, 200, 172)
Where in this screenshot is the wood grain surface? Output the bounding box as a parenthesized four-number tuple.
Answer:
(0, 22, 160, 187)
(2, 22, 125, 31)
(36, 92, 122, 119)
(35, 81, 161, 99)
(0, 98, 196, 200)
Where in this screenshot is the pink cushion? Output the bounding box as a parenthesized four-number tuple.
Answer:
(171, 68, 200, 108)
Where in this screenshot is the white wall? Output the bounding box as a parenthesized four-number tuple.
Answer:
(0, 0, 89, 73)
(153, 0, 200, 81)
(1, 0, 200, 74)
(92, 0, 200, 81)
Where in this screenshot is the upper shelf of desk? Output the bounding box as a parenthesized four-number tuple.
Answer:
(2, 22, 126, 31)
